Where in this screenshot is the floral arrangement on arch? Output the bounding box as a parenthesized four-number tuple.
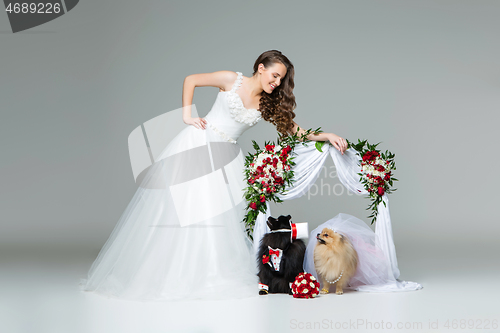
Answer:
(347, 139, 398, 225)
(242, 127, 323, 240)
(242, 131, 399, 238)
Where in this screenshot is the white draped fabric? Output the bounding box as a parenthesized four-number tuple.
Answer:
(252, 141, 422, 292)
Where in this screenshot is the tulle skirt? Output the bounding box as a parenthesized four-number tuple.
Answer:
(304, 213, 404, 291)
(79, 124, 259, 301)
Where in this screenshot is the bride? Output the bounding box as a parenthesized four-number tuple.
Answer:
(79, 50, 348, 301)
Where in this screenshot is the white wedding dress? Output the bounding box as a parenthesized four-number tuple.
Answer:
(79, 72, 262, 301)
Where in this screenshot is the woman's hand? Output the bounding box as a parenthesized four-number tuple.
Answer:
(328, 133, 348, 155)
(183, 116, 207, 130)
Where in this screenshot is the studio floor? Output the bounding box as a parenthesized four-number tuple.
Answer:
(1, 240, 499, 333)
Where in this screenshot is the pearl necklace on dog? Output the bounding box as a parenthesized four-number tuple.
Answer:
(325, 269, 344, 284)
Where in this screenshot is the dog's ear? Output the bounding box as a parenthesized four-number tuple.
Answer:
(340, 234, 345, 243)
(286, 215, 291, 221)
(267, 216, 276, 230)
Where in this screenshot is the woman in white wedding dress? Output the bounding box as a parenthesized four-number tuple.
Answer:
(79, 50, 348, 301)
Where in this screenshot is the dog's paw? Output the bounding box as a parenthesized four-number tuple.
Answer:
(258, 283, 269, 295)
(336, 290, 343, 295)
(320, 288, 329, 294)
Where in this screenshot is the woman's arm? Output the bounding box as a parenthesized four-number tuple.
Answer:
(290, 121, 348, 154)
(182, 71, 237, 129)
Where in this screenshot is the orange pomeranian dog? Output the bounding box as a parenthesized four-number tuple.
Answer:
(314, 228, 358, 295)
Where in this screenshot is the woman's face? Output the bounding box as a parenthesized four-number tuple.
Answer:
(258, 62, 287, 94)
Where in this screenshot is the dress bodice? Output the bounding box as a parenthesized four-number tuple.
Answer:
(204, 72, 262, 143)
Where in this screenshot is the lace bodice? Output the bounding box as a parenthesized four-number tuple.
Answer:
(203, 72, 263, 143)
(225, 72, 262, 126)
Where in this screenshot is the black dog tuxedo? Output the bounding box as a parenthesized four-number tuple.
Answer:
(257, 215, 306, 294)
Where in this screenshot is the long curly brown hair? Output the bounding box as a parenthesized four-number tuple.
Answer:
(253, 50, 296, 136)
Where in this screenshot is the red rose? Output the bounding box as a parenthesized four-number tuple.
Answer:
(265, 144, 275, 151)
(249, 202, 257, 210)
(364, 151, 379, 162)
(259, 195, 266, 203)
(262, 255, 270, 264)
(377, 187, 385, 196)
(384, 172, 391, 181)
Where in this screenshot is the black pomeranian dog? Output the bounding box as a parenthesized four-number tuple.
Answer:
(257, 215, 306, 295)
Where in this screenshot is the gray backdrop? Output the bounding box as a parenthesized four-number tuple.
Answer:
(1, 0, 499, 250)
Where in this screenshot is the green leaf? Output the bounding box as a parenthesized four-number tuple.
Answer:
(315, 141, 325, 153)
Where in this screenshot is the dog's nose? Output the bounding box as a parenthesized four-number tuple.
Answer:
(316, 233, 320, 238)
